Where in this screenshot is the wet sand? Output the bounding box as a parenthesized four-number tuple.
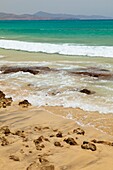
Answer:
(0, 104, 113, 170)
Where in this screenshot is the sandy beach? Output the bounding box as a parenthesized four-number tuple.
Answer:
(0, 98, 113, 170)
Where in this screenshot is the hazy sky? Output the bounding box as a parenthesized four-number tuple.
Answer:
(0, 0, 113, 17)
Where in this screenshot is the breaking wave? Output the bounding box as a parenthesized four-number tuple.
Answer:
(0, 39, 113, 57)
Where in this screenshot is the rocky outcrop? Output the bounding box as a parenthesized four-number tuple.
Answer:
(0, 66, 51, 75)
(18, 100, 31, 108)
(0, 91, 13, 108)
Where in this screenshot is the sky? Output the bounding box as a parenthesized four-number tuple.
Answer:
(0, 0, 113, 17)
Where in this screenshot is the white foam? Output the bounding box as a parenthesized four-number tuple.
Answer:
(0, 39, 113, 57)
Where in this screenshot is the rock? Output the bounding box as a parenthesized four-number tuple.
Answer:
(0, 136, 9, 146)
(14, 130, 26, 138)
(1, 66, 51, 75)
(9, 155, 20, 161)
(54, 141, 62, 147)
(19, 100, 31, 108)
(1, 126, 11, 136)
(73, 128, 85, 135)
(39, 157, 49, 164)
(35, 144, 45, 151)
(0, 91, 13, 108)
(79, 89, 94, 95)
(26, 162, 39, 170)
(41, 165, 55, 170)
(64, 137, 77, 145)
(56, 131, 62, 138)
(91, 139, 113, 146)
(0, 90, 5, 99)
(81, 141, 96, 151)
(34, 136, 43, 145)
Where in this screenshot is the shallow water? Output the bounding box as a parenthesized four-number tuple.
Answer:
(0, 49, 113, 114)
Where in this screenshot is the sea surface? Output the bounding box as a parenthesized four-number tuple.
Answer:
(0, 20, 113, 113)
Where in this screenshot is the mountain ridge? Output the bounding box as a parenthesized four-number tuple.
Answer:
(0, 11, 112, 20)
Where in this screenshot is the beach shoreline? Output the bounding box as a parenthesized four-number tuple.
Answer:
(0, 103, 113, 170)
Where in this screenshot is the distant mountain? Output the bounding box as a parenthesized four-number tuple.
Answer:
(0, 11, 112, 20)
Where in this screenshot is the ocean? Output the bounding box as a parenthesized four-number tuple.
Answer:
(0, 20, 113, 113)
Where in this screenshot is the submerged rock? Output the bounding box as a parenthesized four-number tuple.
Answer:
(79, 89, 95, 95)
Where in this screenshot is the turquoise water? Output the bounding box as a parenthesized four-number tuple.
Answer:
(0, 20, 113, 45)
(0, 20, 113, 113)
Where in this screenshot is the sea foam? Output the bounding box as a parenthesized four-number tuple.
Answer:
(0, 39, 113, 57)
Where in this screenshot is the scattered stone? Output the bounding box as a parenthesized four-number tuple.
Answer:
(26, 162, 39, 170)
(0, 136, 9, 146)
(34, 136, 43, 145)
(64, 137, 77, 145)
(39, 157, 49, 164)
(73, 128, 85, 135)
(9, 155, 20, 161)
(14, 130, 26, 138)
(56, 132, 62, 138)
(81, 141, 97, 151)
(0, 90, 5, 99)
(54, 141, 62, 147)
(0, 91, 13, 108)
(0, 126, 11, 136)
(91, 139, 113, 146)
(36, 144, 45, 151)
(41, 165, 55, 170)
(49, 135, 54, 138)
(19, 100, 31, 108)
(79, 89, 94, 95)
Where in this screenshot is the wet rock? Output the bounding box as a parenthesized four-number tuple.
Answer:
(91, 139, 113, 146)
(56, 131, 62, 138)
(9, 155, 20, 161)
(54, 141, 62, 147)
(79, 89, 94, 95)
(19, 100, 31, 108)
(0, 90, 5, 99)
(64, 137, 77, 145)
(1, 66, 51, 75)
(0, 137, 9, 146)
(81, 141, 96, 151)
(0, 91, 13, 108)
(73, 128, 85, 135)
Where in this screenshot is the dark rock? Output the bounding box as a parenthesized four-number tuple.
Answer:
(54, 141, 62, 147)
(56, 131, 62, 138)
(91, 139, 113, 146)
(19, 100, 31, 108)
(79, 89, 94, 95)
(81, 141, 96, 151)
(64, 137, 77, 145)
(2, 126, 11, 136)
(0, 136, 9, 146)
(39, 157, 49, 164)
(0, 90, 5, 99)
(14, 130, 26, 138)
(34, 136, 43, 145)
(9, 155, 20, 161)
(73, 128, 85, 135)
(1, 66, 51, 75)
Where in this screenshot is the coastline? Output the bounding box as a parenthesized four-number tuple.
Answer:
(0, 104, 113, 170)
